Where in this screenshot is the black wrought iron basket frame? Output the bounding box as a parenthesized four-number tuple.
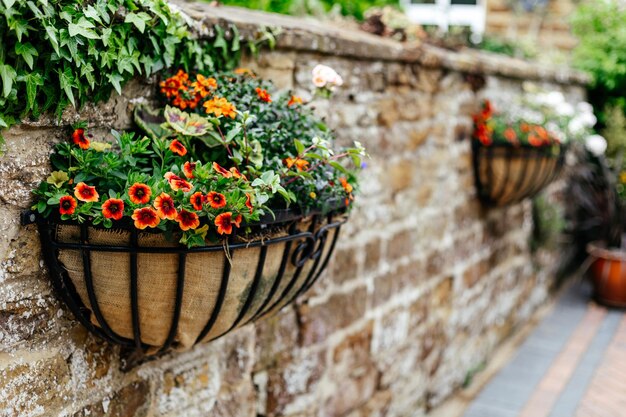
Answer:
(472, 139, 567, 206)
(22, 207, 346, 357)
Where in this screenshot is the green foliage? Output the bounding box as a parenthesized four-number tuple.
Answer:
(216, 0, 400, 21)
(602, 104, 626, 159)
(571, 0, 626, 127)
(0, 0, 251, 147)
(531, 195, 564, 252)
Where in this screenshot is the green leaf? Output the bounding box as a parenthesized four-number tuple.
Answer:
(108, 72, 124, 95)
(3, 0, 16, 8)
(125, 12, 151, 33)
(59, 66, 76, 106)
(68, 17, 99, 40)
(83, 5, 103, 25)
(44, 25, 60, 55)
(0, 114, 7, 128)
(329, 161, 348, 174)
(294, 139, 305, 155)
(21, 72, 44, 111)
(0, 64, 17, 98)
(15, 42, 38, 69)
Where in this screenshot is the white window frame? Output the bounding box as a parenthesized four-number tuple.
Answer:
(400, 0, 487, 34)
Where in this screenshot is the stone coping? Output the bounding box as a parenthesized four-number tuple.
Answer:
(172, 0, 589, 86)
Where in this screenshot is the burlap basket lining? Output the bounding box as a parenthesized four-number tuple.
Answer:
(56, 216, 333, 351)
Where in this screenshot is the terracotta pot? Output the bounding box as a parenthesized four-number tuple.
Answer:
(587, 241, 626, 308)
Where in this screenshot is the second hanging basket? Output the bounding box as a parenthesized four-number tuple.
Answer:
(472, 140, 566, 206)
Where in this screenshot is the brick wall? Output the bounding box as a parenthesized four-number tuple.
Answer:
(0, 3, 587, 417)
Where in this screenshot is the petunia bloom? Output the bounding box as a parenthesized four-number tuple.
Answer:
(164, 172, 192, 192)
(214, 212, 242, 235)
(183, 161, 196, 179)
(132, 207, 160, 229)
(74, 182, 99, 203)
(59, 195, 77, 215)
(154, 193, 177, 220)
(72, 128, 90, 149)
(177, 209, 200, 231)
(190, 192, 205, 211)
(212, 162, 232, 178)
(255, 87, 272, 103)
(207, 191, 226, 209)
(128, 183, 152, 205)
(169, 139, 187, 156)
(102, 198, 125, 221)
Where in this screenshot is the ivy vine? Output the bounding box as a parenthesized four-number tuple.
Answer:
(0, 0, 275, 146)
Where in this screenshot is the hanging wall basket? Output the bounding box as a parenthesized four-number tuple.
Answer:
(26, 209, 345, 355)
(472, 140, 566, 206)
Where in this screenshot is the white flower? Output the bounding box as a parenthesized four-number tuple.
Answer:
(312, 65, 343, 90)
(568, 117, 586, 135)
(545, 91, 566, 106)
(585, 135, 607, 156)
(577, 102, 594, 115)
(556, 102, 575, 117)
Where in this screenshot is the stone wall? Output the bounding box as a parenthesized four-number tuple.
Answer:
(0, 3, 587, 417)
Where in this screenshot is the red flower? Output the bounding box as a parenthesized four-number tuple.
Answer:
(164, 172, 192, 192)
(102, 198, 124, 220)
(255, 87, 272, 103)
(214, 212, 242, 235)
(128, 183, 152, 205)
(72, 128, 90, 149)
(212, 162, 232, 178)
(177, 209, 200, 231)
(183, 161, 196, 179)
(528, 134, 543, 147)
(154, 193, 177, 220)
(504, 127, 518, 144)
(169, 139, 187, 156)
(190, 192, 205, 211)
(59, 195, 77, 215)
(229, 167, 247, 180)
(74, 182, 99, 203)
(132, 207, 160, 229)
(481, 100, 493, 120)
(245, 193, 253, 214)
(207, 191, 226, 209)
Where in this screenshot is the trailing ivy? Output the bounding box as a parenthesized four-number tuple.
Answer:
(0, 0, 272, 146)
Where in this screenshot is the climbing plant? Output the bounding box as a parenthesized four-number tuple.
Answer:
(0, 0, 273, 146)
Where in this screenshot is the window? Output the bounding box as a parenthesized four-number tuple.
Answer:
(401, 0, 486, 34)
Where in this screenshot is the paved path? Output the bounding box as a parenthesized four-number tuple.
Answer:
(463, 281, 626, 417)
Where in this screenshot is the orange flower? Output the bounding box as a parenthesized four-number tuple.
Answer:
(504, 127, 517, 144)
(229, 167, 247, 180)
(534, 125, 549, 141)
(59, 195, 77, 215)
(255, 87, 272, 103)
(74, 182, 99, 203)
(214, 212, 242, 235)
(192, 74, 217, 97)
(169, 139, 187, 156)
(207, 191, 226, 209)
(132, 207, 160, 229)
(177, 209, 200, 231)
(287, 95, 303, 106)
(234, 68, 255, 76)
(190, 192, 205, 211)
(72, 128, 90, 149)
(164, 172, 192, 192)
(245, 193, 253, 214)
(520, 123, 530, 133)
(183, 161, 196, 179)
(203, 97, 237, 119)
(154, 193, 177, 220)
(340, 177, 353, 193)
(528, 134, 543, 147)
(284, 157, 309, 171)
(102, 198, 124, 221)
(128, 183, 152, 205)
(160, 70, 189, 98)
(213, 162, 232, 178)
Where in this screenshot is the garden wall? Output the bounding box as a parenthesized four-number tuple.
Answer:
(0, 3, 587, 417)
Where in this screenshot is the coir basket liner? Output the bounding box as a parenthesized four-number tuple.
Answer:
(472, 140, 566, 206)
(33, 209, 345, 354)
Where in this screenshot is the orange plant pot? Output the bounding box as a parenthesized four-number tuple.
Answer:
(587, 242, 626, 308)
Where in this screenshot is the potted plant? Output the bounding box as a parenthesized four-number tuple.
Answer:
(30, 66, 366, 354)
(472, 89, 597, 206)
